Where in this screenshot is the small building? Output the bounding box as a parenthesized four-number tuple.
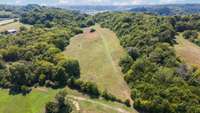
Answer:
(7, 29, 17, 35)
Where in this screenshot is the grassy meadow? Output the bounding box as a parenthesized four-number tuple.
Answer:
(175, 34, 200, 68)
(64, 25, 131, 101)
(0, 20, 31, 32)
(0, 88, 59, 113)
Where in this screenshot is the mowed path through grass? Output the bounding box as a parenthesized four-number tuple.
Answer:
(64, 25, 131, 100)
(175, 34, 200, 68)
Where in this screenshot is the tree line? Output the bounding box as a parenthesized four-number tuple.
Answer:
(0, 5, 85, 94)
(95, 12, 200, 113)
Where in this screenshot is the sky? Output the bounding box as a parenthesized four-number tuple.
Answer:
(0, 0, 200, 6)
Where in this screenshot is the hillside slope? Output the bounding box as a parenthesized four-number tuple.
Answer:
(64, 25, 131, 101)
(175, 35, 200, 68)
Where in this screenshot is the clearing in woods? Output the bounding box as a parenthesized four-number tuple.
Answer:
(175, 34, 200, 68)
(0, 19, 30, 32)
(64, 25, 131, 101)
(0, 24, 136, 113)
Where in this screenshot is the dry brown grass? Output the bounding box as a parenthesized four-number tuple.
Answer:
(175, 34, 200, 68)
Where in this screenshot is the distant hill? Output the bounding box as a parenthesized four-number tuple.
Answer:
(59, 5, 134, 14)
(130, 4, 200, 16)
(59, 4, 200, 15)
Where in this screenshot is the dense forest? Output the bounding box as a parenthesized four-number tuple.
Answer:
(0, 5, 87, 94)
(130, 4, 200, 16)
(0, 5, 120, 103)
(95, 12, 200, 113)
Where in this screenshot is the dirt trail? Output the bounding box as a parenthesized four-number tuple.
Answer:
(96, 26, 133, 103)
(97, 28, 118, 74)
(67, 95, 137, 113)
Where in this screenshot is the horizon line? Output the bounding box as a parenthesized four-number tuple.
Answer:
(1, 3, 200, 7)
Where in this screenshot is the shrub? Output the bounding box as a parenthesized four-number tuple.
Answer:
(58, 59, 80, 78)
(90, 28, 96, 33)
(68, 78, 100, 98)
(183, 30, 198, 39)
(124, 99, 131, 107)
(102, 90, 117, 101)
(45, 91, 72, 113)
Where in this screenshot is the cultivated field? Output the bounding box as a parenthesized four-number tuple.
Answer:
(64, 25, 131, 101)
(175, 34, 200, 68)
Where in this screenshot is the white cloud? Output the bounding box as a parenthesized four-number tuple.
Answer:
(159, 0, 187, 4)
(113, 0, 151, 6)
(58, 0, 69, 4)
(15, 0, 22, 4)
(57, 0, 110, 5)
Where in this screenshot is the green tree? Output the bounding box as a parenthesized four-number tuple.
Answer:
(45, 91, 72, 113)
(58, 58, 80, 78)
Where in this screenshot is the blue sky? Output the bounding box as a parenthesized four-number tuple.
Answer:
(0, 0, 200, 6)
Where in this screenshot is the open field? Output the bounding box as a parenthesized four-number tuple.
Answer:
(64, 25, 131, 101)
(0, 88, 59, 113)
(175, 34, 200, 68)
(0, 87, 136, 113)
(0, 19, 31, 32)
(0, 19, 15, 26)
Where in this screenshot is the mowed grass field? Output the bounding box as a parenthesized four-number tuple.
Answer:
(175, 34, 200, 68)
(64, 25, 131, 101)
(0, 87, 136, 113)
(0, 88, 59, 113)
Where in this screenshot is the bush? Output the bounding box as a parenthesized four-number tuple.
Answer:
(101, 90, 123, 103)
(20, 26, 28, 32)
(90, 28, 96, 33)
(183, 30, 198, 39)
(86, 19, 95, 26)
(119, 55, 133, 73)
(45, 91, 72, 113)
(58, 58, 80, 78)
(68, 79, 100, 98)
(0, 60, 5, 69)
(124, 99, 131, 107)
(2, 46, 20, 61)
(102, 90, 117, 101)
(126, 47, 140, 60)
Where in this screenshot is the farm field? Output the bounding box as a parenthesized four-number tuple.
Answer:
(0, 19, 30, 32)
(175, 34, 200, 68)
(0, 19, 15, 26)
(64, 25, 131, 101)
